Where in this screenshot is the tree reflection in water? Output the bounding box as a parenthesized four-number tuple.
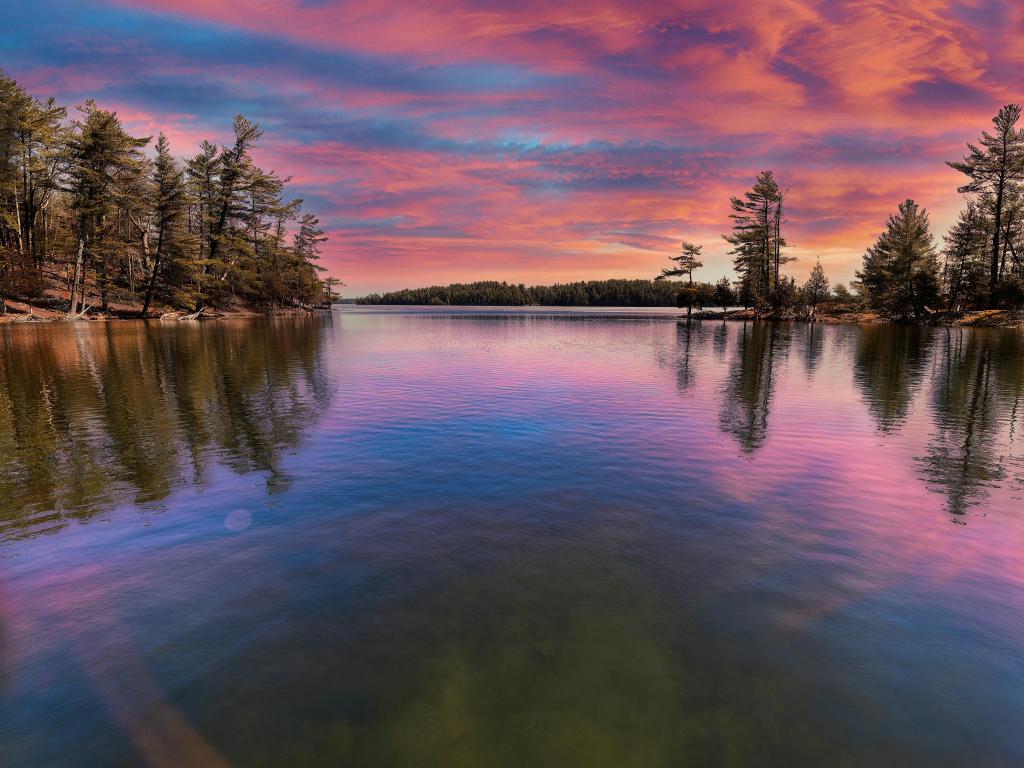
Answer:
(0, 317, 330, 539)
(919, 329, 1024, 516)
(719, 322, 790, 455)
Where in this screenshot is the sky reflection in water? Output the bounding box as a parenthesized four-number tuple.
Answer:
(1, 311, 1023, 766)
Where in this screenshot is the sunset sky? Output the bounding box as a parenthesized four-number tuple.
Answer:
(5, 0, 1023, 295)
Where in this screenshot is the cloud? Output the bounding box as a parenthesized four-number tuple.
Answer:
(2, 0, 1019, 294)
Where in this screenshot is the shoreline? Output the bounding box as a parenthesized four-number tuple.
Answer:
(6, 297, 1023, 329)
(692, 307, 1024, 328)
(0, 297, 330, 325)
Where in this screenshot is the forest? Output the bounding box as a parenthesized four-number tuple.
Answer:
(357, 279, 686, 306)
(0, 70, 338, 319)
(364, 104, 1024, 321)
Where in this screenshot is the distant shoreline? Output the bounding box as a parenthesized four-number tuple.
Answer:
(338, 303, 1024, 328)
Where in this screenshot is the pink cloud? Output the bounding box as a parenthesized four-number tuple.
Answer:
(24, 0, 1021, 294)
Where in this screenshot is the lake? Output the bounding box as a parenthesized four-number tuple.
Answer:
(2, 309, 1023, 766)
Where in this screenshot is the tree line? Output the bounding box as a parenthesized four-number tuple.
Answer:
(0, 70, 338, 317)
(666, 103, 1024, 320)
(357, 279, 688, 306)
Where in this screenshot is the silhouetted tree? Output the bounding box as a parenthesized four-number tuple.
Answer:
(803, 259, 829, 312)
(713, 276, 735, 315)
(855, 199, 940, 320)
(657, 241, 703, 319)
(947, 104, 1024, 304)
(724, 171, 793, 311)
(942, 200, 990, 310)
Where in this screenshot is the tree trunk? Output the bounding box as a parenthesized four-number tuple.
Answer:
(12, 190, 24, 259)
(69, 235, 85, 317)
(991, 172, 1004, 305)
(142, 225, 164, 318)
(99, 255, 109, 314)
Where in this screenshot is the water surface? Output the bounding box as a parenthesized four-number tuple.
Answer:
(2, 310, 1023, 766)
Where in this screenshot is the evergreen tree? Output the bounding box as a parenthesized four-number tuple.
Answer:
(289, 212, 328, 305)
(855, 199, 940, 320)
(0, 70, 66, 297)
(832, 282, 853, 302)
(0, 78, 334, 317)
(947, 104, 1024, 303)
(142, 133, 189, 316)
(186, 140, 221, 293)
(713, 276, 735, 314)
(207, 116, 262, 284)
(65, 100, 150, 315)
(942, 201, 990, 310)
(803, 259, 830, 310)
(723, 170, 792, 310)
(659, 241, 703, 283)
(656, 240, 703, 318)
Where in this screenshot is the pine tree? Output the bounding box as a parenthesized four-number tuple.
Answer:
(186, 140, 221, 293)
(0, 70, 66, 296)
(141, 133, 189, 316)
(855, 199, 940, 320)
(832, 282, 853, 302)
(65, 100, 150, 315)
(803, 259, 830, 310)
(207, 116, 262, 278)
(713, 276, 735, 314)
(947, 104, 1024, 303)
(656, 241, 703, 318)
(723, 170, 792, 311)
(659, 241, 703, 283)
(942, 201, 990, 310)
(291, 212, 327, 304)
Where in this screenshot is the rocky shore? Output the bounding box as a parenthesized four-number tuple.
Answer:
(0, 291, 328, 324)
(694, 306, 1024, 328)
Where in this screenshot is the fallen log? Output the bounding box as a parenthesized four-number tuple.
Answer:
(68, 304, 94, 321)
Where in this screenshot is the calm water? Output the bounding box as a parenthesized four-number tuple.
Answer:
(2, 310, 1023, 766)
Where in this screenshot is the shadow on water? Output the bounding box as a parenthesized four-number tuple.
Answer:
(0, 316, 331, 539)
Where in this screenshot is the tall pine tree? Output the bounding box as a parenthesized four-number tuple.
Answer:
(856, 199, 940, 320)
(947, 104, 1024, 303)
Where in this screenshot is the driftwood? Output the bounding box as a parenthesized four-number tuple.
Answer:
(180, 307, 204, 321)
(68, 304, 94, 321)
